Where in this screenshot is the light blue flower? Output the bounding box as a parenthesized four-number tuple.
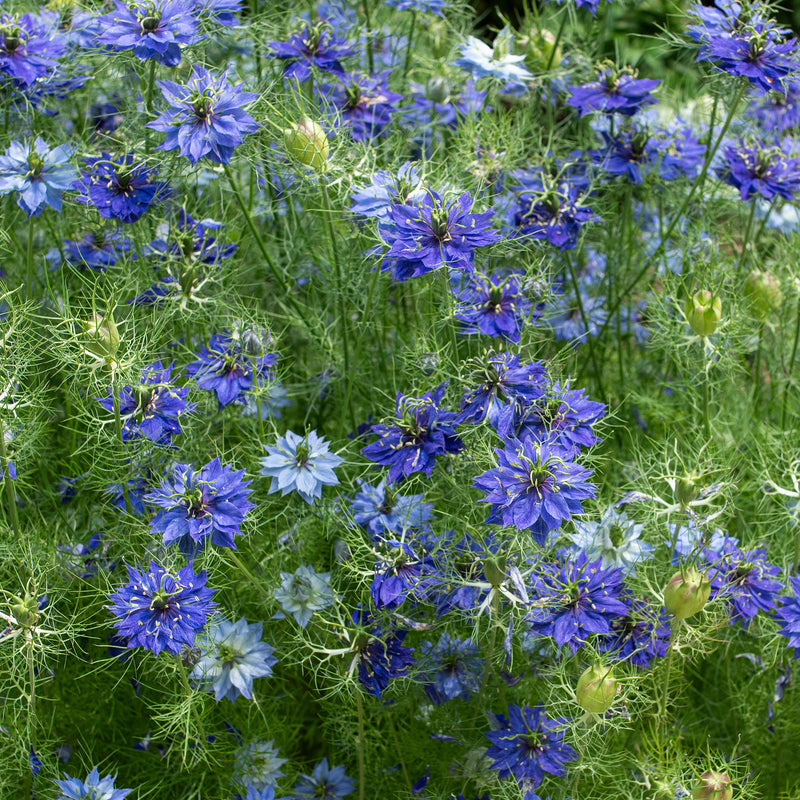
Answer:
(350, 478, 434, 538)
(54, 767, 131, 800)
(242, 380, 292, 419)
(191, 617, 277, 703)
(233, 740, 288, 791)
(294, 758, 356, 799)
(453, 27, 532, 86)
(0, 137, 76, 218)
(667, 518, 738, 561)
(273, 564, 335, 628)
(259, 429, 343, 504)
(385, 0, 448, 17)
(569, 505, 655, 574)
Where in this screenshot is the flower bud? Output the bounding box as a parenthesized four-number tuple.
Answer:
(483, 553, 507, 587)
(418, 352, 439, 377)
(83, 312, 120, 363)
(425, 76, 451, 105)
(692, 770, 733, 800)
(576, 664, 617, 713)
(684, 290, 722, 337)
(284, 117, 329, 172)
(524, 28, 562, 72)
(180, 644, 202, 669)
(663, 567, 711, 619)
(676, 474, 700, 507)
(11, 593, 39, 628)
(744, 270, 782, 321)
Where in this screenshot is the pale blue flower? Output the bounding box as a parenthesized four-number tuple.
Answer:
(191, 616, 277, 703)
(453, 27, 532, 86)
(233, 741, 287, 791)
(54, 767, 131, 800)
(294, 758, 355, 799)
(259, 429, 343, 504)
(273, 564, 335, 628)
(242, 380, 292, 419)
(667, 518, 738, 561)
(569, 505, 655, 574)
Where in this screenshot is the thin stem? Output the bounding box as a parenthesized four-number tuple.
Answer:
(659, 620, 678, 748)
(227, 549, 273, 600)
(701, 339, 711, 440)
(112, 382, 133, 515)
(752, 323, 764, 412)
(175, 655, 205, 741)
(362, 0, 374, 73)
(355, 691, 366, 800)
(738, 197, 757, 279)
(480, 590, 500, 693)
(402, 11, 417, 80)
(26, 216, 34, 298)
(0, 417, 20, 534)
(251, 356, 265, 443)
(384, 706, 413, 794)
(781, 296, 800, 430)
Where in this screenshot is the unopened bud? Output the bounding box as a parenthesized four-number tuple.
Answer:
(663, 566, 711, 619)
(426, 76, 451, 105)
(284, 117, 329, 172)
(180, 644, 202, 669)
(676, 474, 700, 507)
(524, 28, 561, 72)
(11, 593, 39, 628)
(418, 352, 439, 377)
(483, 553, 507, 587)
(744, 270, 782, 321)
(576, 664, 617, 713)
(684, 290, 722, 337)
(83, 312, 120, 362)
(692, 770, 733, 800)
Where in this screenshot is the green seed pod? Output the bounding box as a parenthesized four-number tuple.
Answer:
(524, 28, 562, 73)
(576, 664, 617, 714)
(684, 290, 722, 337)
(11, 593, 39, 628)
(482, 553, 507, 587)
(83, 312, 120, 363)
(676, 474, 700, 507)
(692, 770, 733, 800)
(284, 117, 329, 172)
(663, 567, 711, 619)
(744, 270, 783, 321)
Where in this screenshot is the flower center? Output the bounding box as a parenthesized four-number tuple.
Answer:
(184, 486, 208, 518)
(26, 152, 44, 179)
(379, 487, 397, 515)
(429, 206, 452, 242)
(2, 25, 22, 53)
(219, 644, 240, 664)
(608, 523, 626, 548)
(140, 13, 161, 32)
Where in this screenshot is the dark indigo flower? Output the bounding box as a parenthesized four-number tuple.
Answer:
(547, 288, 607, 345)
(456, 351, 547, 426)
(705, 541, 784, 627)
(526, 551, 629, 651)
(371, 539, 434, 609)
(191, 616, 277, 702)
(260, 429, 343, 505)
(495, 381, 606, 456)
(145, 457, 254, 555)
(453, 270, 536, 343)
(427, 529, 496, 614)
(749, 83, 800, 132)
(266, 20, 354, 82)
(294, 759, 355, 800)
(96, 0, 201, 67)
(148, 210, 237, 264)
(186, 331, 278, 408)
(350, 161, 426, 219)
(0, 11, 67, 87)
(718, 138, 800, 201)
(350, 478, 434, 538)
(148, 65, 258, 164)
(595, 593, 671, 668)
(378, 191, 500, 280)
(349, 606, 415, 697)
(273, 564, 335, 627)
(107, 560, 216, 656)
(485, 704, 577, 792)
(403, 78, 488, 133)
(324, 70, 402, 141)
(474, 438, 596, 544)
(97, 360, 192, 444)
(72, 153, 170, 224)
(0, 138, 76, 218)
(567, 66, 659, 117)
(418, 633, 483, 703)
(54, 767, 131, 800)
(63, 230, 132, 272)
(361, 383, 464, 483)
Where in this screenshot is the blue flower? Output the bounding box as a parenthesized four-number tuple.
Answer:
(361, 383, 464, 483)
(547, 288, 607, 345)
(350, 161, 426, 219)
(273, 564, 335, 627)
(260, 429, 343, 504)
(0, 137, 76, 218)
(323, 70, 403, 142)
(186, 331, 278, 408)
(191, 617, 277, 702)
(233, 740, 288, 791)
(145, 457, 254, 555)
(148, 210, 237, 264)
(385, 0, 448, 16)
(427, 529, 496, 614)
(596, 593, 671, 668)
(567, 66, 660, 117)
(0, 11, 67, 87)
(148, 65, 258, 164)
(237, 786, 290, 800)
(63, 230, 132, 272)
(526, 551, 629, 652)
(485, 704, 577, 793)
(418, 633, 483, 704)
(718, 138, 800, 201)
(72, 152, 170, 224)
(371, 539, 434, 609)
(568, 505, 655, 575)
(97, 360, 192, 444)
(54, 767, 132, 800)
(107, 560, 216, 656)
(473, 438, 596, 544)
(266, 20, 354, 82)
(350, 478, 434, 538)
(96, 0, 201, 67)
(749, 82, 800, 132)
(294, 758, 356, 800)
(453, 27, 532, 86)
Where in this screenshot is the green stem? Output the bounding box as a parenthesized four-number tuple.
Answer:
(362, 0, 374, 73)
(145, 58, 156, 118)
(659, 620, 678, 748)
(26, 216, 34, 298)
(227, 549, 273, 600)
(384, 706, 412, 794)
(0, 417, 20, 534)
(175, 655, 205, 741)
(752, 323, 764, 412)
(480, 590, 500, 693)
(738, 198, 757, 279)
(402, 11, 417, 80)
(251, 356, 265, 443)
(356, 691, 366, 800)
(701, 339, 711, 440)
(781, 296, 800, 430)
(112, 382, 133, 515)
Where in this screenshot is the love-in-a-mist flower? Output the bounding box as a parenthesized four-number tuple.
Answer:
(72, 153, 170, 224)
(273, 564, 335, 627)
(350, 161, 426, 219)
(350, 478, 434, 538)
(259, 429, 343, 505)
(186, 331, 278, 408)
(0, 11, 68, 87)
(596, 593, 671, 668)
(107, 560, 216, 655)
(485, 704, 577, 793)
(233, 740, 288, 791)
(294, 759, 355, 800)
(473, 438, 595, 544)
(567, 66, 660, 117)
(418, 633, 483, 704)
(325, 71, 403, 142)
(96, 0, 201, 67)
(453, 26, 532, 85)
(266, 20, 354, 81)
(54, 767, 131, 800)
(145, 458, 254, 556)
(718, 138, 800, 201)
(0, 138, 76, 218)
(191, 616, 277, 702)
(148, 66, 258, 164)
(97, 360, 192, 444)
(361, 383, 464, 483)
(526, 551, 629, 652)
